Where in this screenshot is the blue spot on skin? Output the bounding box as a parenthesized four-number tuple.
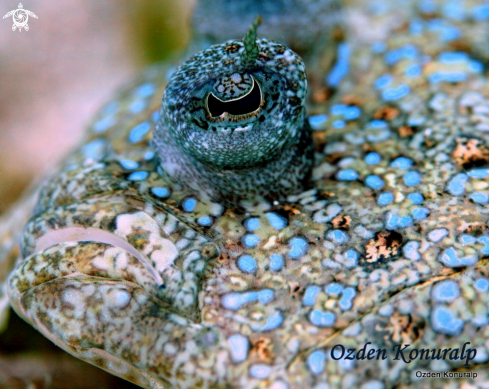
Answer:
(386, 212, 413, 230)
(266, 212, 287, 230)
(309, 310, 336, 327)
(385, 50, 403, 66)
(411, 207, 430, 220)
(327, 230, 350, 244)
(371, 41, 386, 53)
(398, 216, 414, 228)
(442, 2, 465, 21)
(408, 192, 424, 204)
(378, 192, 394, 206)
(382, 84, 410, 101)
(427, 19, 460, 41)
(250, 365, 271, 379)
(144, 151, 155, 160)
(365, 152, 381, 165)
(473, 4, 489, 20)
(101, 101, 119, 115)
(119, 159, 139, 170)
(333, 120, 346, 129)
(343, 250, 359, 268)
(403, 241, 421, 261)
(365, 175, 385, 189)
(129, 122, 152, 143)
(344, 106, 361, 120)
(289, 237, 309, 259)
(339, 288, 356, 310)
(81, 139, 106, 160)
(438, 51, 468, 64)
(307, 351, 325, 375)
(135, 83, 156, 98)
(404, 171, 422, 187)
(469, 61, 483, 73)
(410, 19, 423, 35)
(432, 306, 464, 335)
(368, 120, 388, 129)
(152, 111, 160, 122)
(439, 247, 478, 268)
(468, 168, 489, 179)
(459, 234, 476, 245)
(330, 104, 347, 116)
(258, 289, 274, 304)
(238, 255, 257, 274)
(182, 198, 197, 212)
(251, 312, 283, 332)
(471, 193, 489, 204)
(308, 114, 328, 130)
(374, 74, 392, 90)
(479, 237, 489, 256)
(405, 63, 422, 78)
(432, 280, 460, 303)
(129, 99, 147, 114)
(197, 216, 213, 227)
(386, 213, 401, 230)
(243, 234, 260, 248)
(151, 187, 170, 198)
(384, 44, 418, 65)
(446, 173, 468, 195)
(337, 169, 359, 181)
(228, 334, 248, 363)
(429, 71, 467, 84)
(244, 218, 260, 231)
(327, 43, 350, 87)
(475, 278, 489, 292)
(93, 115, 116, 133)
(269, 254, 284, 272)
(222, 292, 258, 310)
(407, 116, 425, 126)
(419, 0, 437, 14)
(325, 283, 343, 296)
(429, 229, 449, 242)
(222, 290, 274, 311)
(127, 171, 148, 181)
(303, 286, 321, 306)
(391, 157, 413, 169)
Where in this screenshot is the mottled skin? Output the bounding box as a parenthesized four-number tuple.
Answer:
(2, 0, 489, 388)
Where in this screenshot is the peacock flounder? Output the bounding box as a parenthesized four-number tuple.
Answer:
(1, 0, 489, 388)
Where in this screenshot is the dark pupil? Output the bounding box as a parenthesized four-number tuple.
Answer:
(207, 80, 261, 117)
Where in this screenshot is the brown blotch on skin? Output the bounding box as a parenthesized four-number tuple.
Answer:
(312, 87, 333, 104)
(373, 106, 399, 121)
(376, 312, 421, 345)
(398, 125, 414, 138)
(281, 204, 301, 215)
(331, 215, 351, 229)
(365, 231, 403, 263)
(225, 45, 239, 53)
(288, 281, 302, 299)
(341, 94, 362, 106)
(452, 137, 489, 169)
(249, 337, 275, 363)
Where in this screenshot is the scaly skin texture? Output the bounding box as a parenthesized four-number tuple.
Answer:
(2, 0, 489, 388)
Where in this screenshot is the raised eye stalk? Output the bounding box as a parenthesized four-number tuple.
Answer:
(242, 16, 262, 68)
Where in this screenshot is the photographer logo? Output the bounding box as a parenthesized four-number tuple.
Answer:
(3, 3, 38, 32)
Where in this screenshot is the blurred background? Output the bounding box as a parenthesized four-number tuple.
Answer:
(0, 0, 195, 213)
(0, 0, 194, 387)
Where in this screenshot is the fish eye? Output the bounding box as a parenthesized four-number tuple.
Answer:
(206, 76, 262, 118)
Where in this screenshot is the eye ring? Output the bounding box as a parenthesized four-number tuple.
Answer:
(206, 77, 263, 120)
